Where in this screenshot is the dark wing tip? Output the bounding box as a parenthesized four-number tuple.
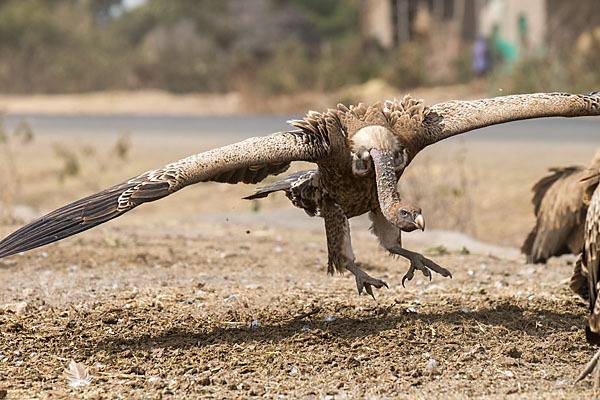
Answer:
(0, 177, 173, 259)
(0, 184, 131, 258)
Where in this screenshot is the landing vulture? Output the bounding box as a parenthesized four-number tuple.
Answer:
(1, 92, 599, 297)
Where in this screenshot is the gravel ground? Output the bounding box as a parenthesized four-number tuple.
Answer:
(0, 214, 596, 399)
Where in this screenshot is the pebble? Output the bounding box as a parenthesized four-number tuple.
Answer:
(2, 302, 28, 316)
(425, 359, 439, 375)
(245, 284, 261, 290)
(501, 370, 515, 378)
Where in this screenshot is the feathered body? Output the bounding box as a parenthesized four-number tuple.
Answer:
(523, 152, 600, 263)
(571, 172, 600, 383)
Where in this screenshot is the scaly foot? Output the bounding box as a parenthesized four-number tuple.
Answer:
(400, 252, 452, 287)
(345, 263, 388, 300)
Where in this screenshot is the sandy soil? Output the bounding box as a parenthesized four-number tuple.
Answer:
(0, 119, 598, 398)
(0, 212, 594, 399)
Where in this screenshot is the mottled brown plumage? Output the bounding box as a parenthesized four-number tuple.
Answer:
(571, 172, 600, 384)
(1, 92, 599, 297)
(522, 152, 600, 263)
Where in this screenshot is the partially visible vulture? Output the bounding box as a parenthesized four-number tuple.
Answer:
(522, 151, 600, 263)
(1, 92, 600, 298)
(571, 170, 600, 384)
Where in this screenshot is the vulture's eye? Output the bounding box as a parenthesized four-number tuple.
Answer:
(400, 210, 409, 217)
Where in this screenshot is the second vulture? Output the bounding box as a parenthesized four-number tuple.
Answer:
(522, 155, 600, 383)
(522, 151, 600, 263)
(1, 92, 600, 298)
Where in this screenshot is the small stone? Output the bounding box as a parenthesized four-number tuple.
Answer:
(245, 284, 261, 290)
(505, 346, 522, 359)
(2, 302, 28, 316)
(425, 359, 439, 376)
(102, 316, 118, 325)
(501, 370, 515, 378)
(199, 377, 211, 386)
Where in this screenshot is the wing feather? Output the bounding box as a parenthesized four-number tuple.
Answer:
(0, 130, 331, 258)
(423, 92, 600, 148)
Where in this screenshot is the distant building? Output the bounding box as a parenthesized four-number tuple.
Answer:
(362, 0, 600, 53)
(362, 0, 479, 48)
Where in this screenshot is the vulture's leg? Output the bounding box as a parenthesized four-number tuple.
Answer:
(369, 210, 452, 287)
(576, 349, 600, 385)
(322, 199, 388, 299)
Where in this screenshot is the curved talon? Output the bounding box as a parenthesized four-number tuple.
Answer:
(362, 279, 388, 300)
(421, 268, 431, 280)
(402, 270, 414, 288)
(352, 267, 388, 300)
(400, 255, 452, 288)
(364, 284, 375, 300)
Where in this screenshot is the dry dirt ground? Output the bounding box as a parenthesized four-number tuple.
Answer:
(0, 120, 598, 398)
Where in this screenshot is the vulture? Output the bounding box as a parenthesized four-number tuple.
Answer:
(0, 92, 599, 298)
(522, 151, 600, 263)
(571, 171, 600, 384)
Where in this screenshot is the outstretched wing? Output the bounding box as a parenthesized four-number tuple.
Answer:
(422, 92, 600, 149)
(521, 166, 588, 263)
(0, 125, 334, 258)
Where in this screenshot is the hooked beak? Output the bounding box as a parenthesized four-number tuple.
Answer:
(414, 214, 425, 231)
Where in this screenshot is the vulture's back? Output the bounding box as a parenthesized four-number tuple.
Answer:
(523, 151, 600, 263)
(522, 166, 590, 263)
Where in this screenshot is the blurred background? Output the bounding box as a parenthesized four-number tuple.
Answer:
(0, 0, 599, 249)
(0, 0, 599, 102)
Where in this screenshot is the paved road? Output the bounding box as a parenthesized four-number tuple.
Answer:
(3, 113, 599, 143)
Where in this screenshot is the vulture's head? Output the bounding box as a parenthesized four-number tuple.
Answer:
(392, 204, 425, 232)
